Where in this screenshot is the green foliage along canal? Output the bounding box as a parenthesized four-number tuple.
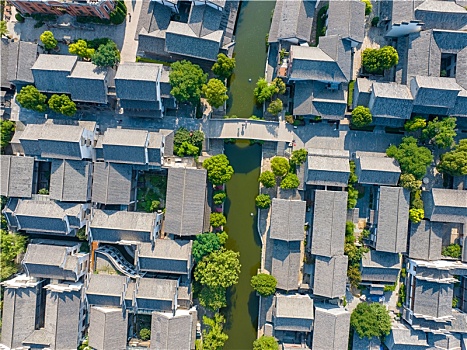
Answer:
(223, 141, 262, 349)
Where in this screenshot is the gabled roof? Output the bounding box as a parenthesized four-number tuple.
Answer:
(91, 162, 133, 205)
(31, 54, 77, 93)
(137, 240, 192, 275)
(88, 306, 128, 350)
(413, 279, 453, 319)
(355, 151, 401, 186)
(327, 0, 365, 43)
(4, 40, 37, 85)
(426, 188, 467, 224)
(164, 167, 207, 236)
(115, 62, 161, 102)
(313, 304, 351, 350)
(1, 155, 34, 198)
(86, 274, 128, 302)
(102, 128, 149, 164)
(68, 62, 109, 104)
(270, 198, 306, 241)
(313, 255, 348, 298)
(361, 250, 401, 283)
(375, 186, 410, 253)
(311, 190, 348, 257)
(274, 294, 314, 332)
(410, 76, 462, 114)
(49, 159, 91, 202)
(415, 1, 467, 31)
(268, 0, 315, 43)
(369, 82, 413, 120)
(271, 240, 301, 291)
(151, 309, 197, 350)
(409, 220, 444, 261)
(135, 278, 177, 312)
(319, 35, 353, 82)
(307, 149, 350, 187)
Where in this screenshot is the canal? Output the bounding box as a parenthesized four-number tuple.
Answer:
(224, 141, 262, 349)
(227, 0, 276, 118)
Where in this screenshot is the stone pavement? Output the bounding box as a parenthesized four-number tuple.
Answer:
(120, 0, 143, 63)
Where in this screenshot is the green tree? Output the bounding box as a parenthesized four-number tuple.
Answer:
(203, 154, 234, 185)
(212, 53, 236, 79)
(442, 244, 461, 259)
(177, 141, 199, 156)
(351, 106, 372, 127)
(173, 128, 204, 156)
(362, 46, 399, 73)
(259, 170, 276, 188)
(422, 117, 457, 149)
(347, 264, 362, 288)
(16, 85, 48, 112)
(1, 120, 15, 151)
(251, 273, 277, 296)
(254, 78, 277, 103)
(348, 161, 358, 184)
(139, 328, 151, 341)
(437, 140, 467, 176)
(271, 157, 289, 177)
(69, 39, 95, 59)
(213, 190, 227, 205)
(48, 94, 77, 116)
(361, 0, 372, 15)
(386, 137, 433, 179)
(40, 31, 57, 50)
(399, 173, 422, 192)
(267, 98, 283, 116)
(199, 285, 227, 311)
(280, 173, 300, 189)
(0, 20, 8, 37)
(92, 41, 120, 67)
(253, 336, 278, 350)
(255, 194, 271, 209)
(149, 200, 160, 212)
(290, 149, 308, 167)
(203, 78, 228, 108)
(1, 230, 27, 281)
(192, 233, 222, 262)
(170, 60, 208, 104)
(38, 188, 49, 195)
(272, 77, 286, 95)
(347, 185, 359, 209)
(350, 303, 391, 339)
(194, 249, 241, 289)
(210, 213, 227, 228)
(202, 313, 229, 350)
(404, 116, 426, 132)
(409, 208, 424, 223)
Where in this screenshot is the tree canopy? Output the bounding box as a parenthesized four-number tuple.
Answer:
(409, 208, 424, 223)
(194, 249, 241, 289)
(199, 285, 227, 311)
(1, 230, 27, 281)
(271, 157, 289, 177)
(253, 336, 279, 350)
(350, 303, 391, 339)
(40, 31, 57, 50)
(361, 0, 372, 15)
(173, 128, 204, 156)
(422, 117, 457, 149)
(351, 106, 372, 127)
(202, 313, 229, 350)
(1, 120, 15, 152)
(69, 39, 95, 59)
(255, 194, 271, 209)
(203, 78, 228, 108)
(212, 53, 236, 79)
(386, 137, 433, 179)
(251, 273, 277, 296)
(213, 190, 227, 205)
(16, 85, 48, 112)
(399, 173, 422, 192)
(258, 170, 276, 188)
(362, 46, 399, 74)
(404, 116, 426, 132)
(210, 213, 227, 228)
(267, 98, 283, 116)
(254, 78, 277, 104)
(290, 149, 308, 167)
(442, 243, 461, 259)
(170, 60, 208, 104)
(437, 140, 467, 176)
(203, 154, 234, 185)
(0, 20, 8, 37)
(347, 185, 359, 209)
(280, 173, 300, 189)
(192, 233, 222, 262)
(48, 94, 77, 116)
(272, 78, 286, 95)
(91, 41, 120, 67)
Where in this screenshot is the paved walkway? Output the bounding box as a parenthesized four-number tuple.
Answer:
(120, 0, 143, 63)
(207, 119, 294, 142)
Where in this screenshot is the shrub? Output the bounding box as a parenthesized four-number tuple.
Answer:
(399, 173, 422, 192)
(347, 185, 359, 209)
(149, 200, 160, 212)
(267, 98, 283, 116)
(410, 190, 424, 210)
(404, 116, 426, 132)
(1, 120, 15, 151)
(15, 13, 25, 23)
(40, 30, 57, 50)
(203, 78, 228, 108)
(270, 157, 289, 177)
(442, 244, 461, 259)
(48, 94, 77, 116)
(409, 208, 424, 223)
(255, 194, 271, 209)
(253, 336, 279, 350)
(69, 39, 95, 59)
(351, 106, 372, 127)
(212, 53, 235, 79)
(139, 328, 151, 341)
(213, 190, 227, 205)
(38, 188, 49, 195)
(258, 171, 276, 188)
(371, 16, 379, 26)
(384, 284, 396, 292)
(290, 149, 308, 167)
(210, 213, 226, 228)
(254, 78, 277, 103)
(362, 0, 372, 15)
(348, 80, 355, 107)
(401, 268, 407, 279)
(203, 154, 234, 185)
(251, 274, 277, 297)
(280, 173, 300, 189)
(16, 85, 48, 112)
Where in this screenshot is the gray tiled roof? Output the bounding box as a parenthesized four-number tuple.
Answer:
(353, 77, 372, 108)
(415, 2, 467, 31)
(88, 306, 128, 350)
(426, 333, 461, 350)
(319, 35, 353, 82)
(274, 294, 314, 332)
(91, 162, 133, 205)
(311, 190, 348, 257)
(426, 188, 467, 224)
(102, 128, 149, 164)
(369, 82, 413, 120)
(137, 239, 192, 275)
(115, 62, 161, 102)
(409, 220, 444, 261)
(135, 277, 177, 312)
(413, 279, 453, 319)
(147, 131, 164, 166)
(375, 186, 410, 253)
(313, 255, 348, 298)
(1, 39, 12, 88)
(86, 274, 128, 308)
(355, 152, 401, 186)
(188, 4, 222, 37)
(49, 159, 91, 202)
(289, 46, 347, 83)
(270, 198, 306, 241)
(68, 62, 109, 104)
(384, 324, 428, 350)
(450, 89, 467, 117)
(1, 155, 34, 198)
(327, 0, 365, 43)
(4, 40, 37, 85)
(410, 76, 462, 110)
(312, 304, 351, 350)
(151, 309, 197, 350)
(361, 250, 401, 283)
(268, 0, 315, 43)
(271, 240, 301, 291)
(31, 54, 77, 93)
(307, 149, 350, 187)
(164, 167, 207, 236)
(352, 334, 381, 350)
(90, 210, 156, 243)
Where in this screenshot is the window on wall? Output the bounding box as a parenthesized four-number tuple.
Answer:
(440, 53, 457, 78)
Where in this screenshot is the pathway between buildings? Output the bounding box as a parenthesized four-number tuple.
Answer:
(120, 0, 143, 63)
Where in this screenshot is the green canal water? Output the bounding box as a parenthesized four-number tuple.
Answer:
(223, 141, 262, 349)
(227, 0, 276, 118)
